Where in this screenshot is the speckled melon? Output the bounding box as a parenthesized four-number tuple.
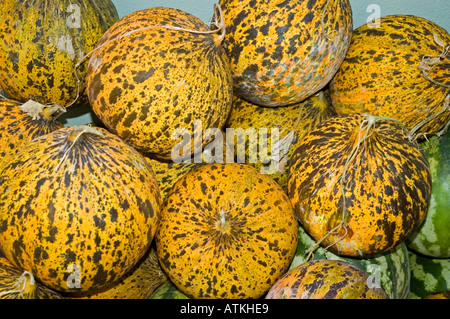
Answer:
(219, 0, 353, 106)
(67, 248, 167, 299)
(156, 163, 298, 299)
(288, 113, 432, 258)
(224, 91, 336, 191)
(290, 225, 410, 299)
(0, 256, 63, 299)
(0, 0, 119, 107)
(86, 6, 233, 159)
(329, 15, 450, 137)
(266, 259, 389, 299)
(0, 125, 161, 293)
(0, 99, 64, 165)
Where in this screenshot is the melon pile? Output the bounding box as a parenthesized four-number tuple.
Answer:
(0, 0, 449, 300)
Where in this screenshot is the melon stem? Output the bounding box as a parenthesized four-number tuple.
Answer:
(409, 94, 450, 139)
(212, 3, 226, 46)
(41, 105, 67, 121)
(19, 100, 67, 121)
(0, 270, 36, 298)
(219, 209, 228, 231)
(419, 33, 450, 89)
(54, 125, 104, 175)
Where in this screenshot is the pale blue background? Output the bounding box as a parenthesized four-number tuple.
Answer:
(113, 0, 450, 30)
(63, 0, 450, 126)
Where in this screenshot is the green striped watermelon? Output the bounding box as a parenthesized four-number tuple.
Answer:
(290, 225, 410, 299)
(409, 250, 450, 299)
(148, 280, 189, 299)
(406, 133, 450, 258)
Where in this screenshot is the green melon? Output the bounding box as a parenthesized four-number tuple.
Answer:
(409, 250, 450, 299)
(148, 280, 189, 299)
(407, 133, 450, 258)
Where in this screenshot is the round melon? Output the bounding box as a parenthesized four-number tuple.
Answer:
(0, 0, 119, 107)
(0, 125, 161, 293)
(0, 99, 64, 165)
(224, 91, 336, 191)
(86, 6, 233, 159)
(329, 15, 450, 137)
(266, 259, 389, 299)
(288, 113, 432, 258)
(219, 0, 353, 106)
(156, 163, 298, 299)
(407, 133, 450, 258)
(290, 225, 410, 299)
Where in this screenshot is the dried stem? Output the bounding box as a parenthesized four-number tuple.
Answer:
(0, 271, 35, 298)
(419, 33, 450, 89)
(305, 113, 409, 261)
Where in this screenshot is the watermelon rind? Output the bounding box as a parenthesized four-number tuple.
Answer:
(409, 249, 450, 299)
(290, 225, 410, 299)
(407, 134, 450, 258)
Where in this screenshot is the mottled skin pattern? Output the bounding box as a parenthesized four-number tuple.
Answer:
(0, 99, 63, 165)
(409, 250, 450, 299)
(224, 91, 336, 191)
(288, 113, 432, 258)
(156, 163, 298, 299)
(0, 126, 161, 293)
(265, 259, 388, 299)
(86, 7, 233, 159)
(289, 225, 410, 299)
(329, 15, 450, 136)
(68, 248, 168, 299)
(0, 256, 63, 299)
(0, 0, 119, 107)
(145, 157, 200, 200)
(407, 133, 450, 258)
(219, 0, 353, 106)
